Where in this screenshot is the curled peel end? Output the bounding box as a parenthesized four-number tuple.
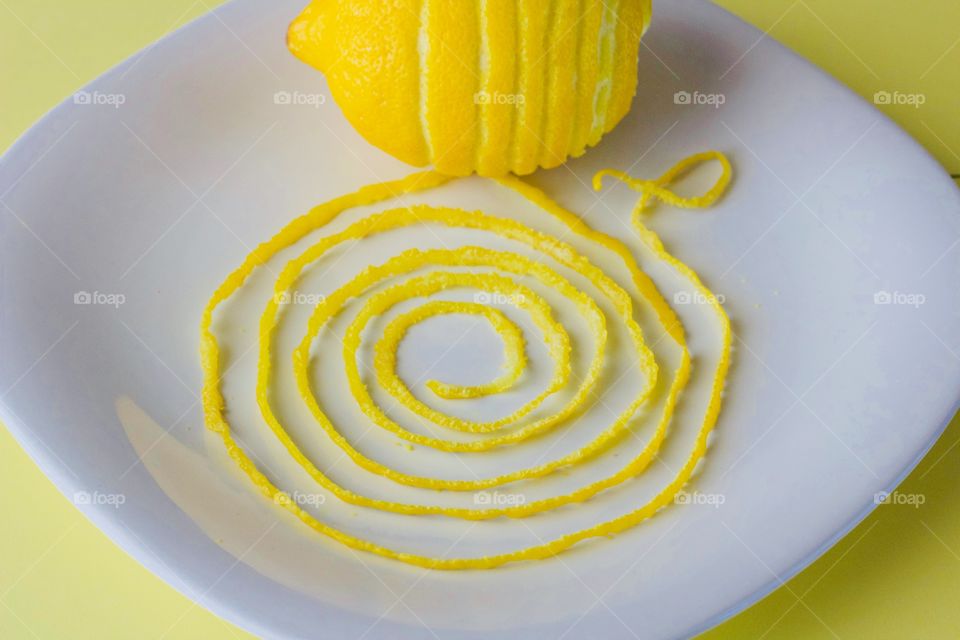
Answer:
(592, 170, 612, 192)
(592, 168, 633, 192)
(591, 152, 733, 213)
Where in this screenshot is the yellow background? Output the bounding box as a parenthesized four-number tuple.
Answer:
(2, 1, 959, 638)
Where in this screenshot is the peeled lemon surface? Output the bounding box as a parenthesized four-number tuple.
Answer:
(287, 0, 653, 176)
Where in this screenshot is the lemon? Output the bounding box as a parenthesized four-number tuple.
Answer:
(287, 0, 652, 176)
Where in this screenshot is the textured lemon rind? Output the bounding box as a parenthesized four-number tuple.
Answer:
(201, 152, 732, 569)
(288, 0, 653, 176)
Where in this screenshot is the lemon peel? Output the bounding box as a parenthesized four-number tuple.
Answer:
(594, 150, 733, 214)
(352, 267, 577, 435)
(287, 0, 653, 176)
(200, 152, 733, 569)
(383, 300, 526, 400)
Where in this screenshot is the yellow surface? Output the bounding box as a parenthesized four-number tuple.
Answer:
(198, 155, 728, 567)
(1, 0, 959, 636)
(286, 0, 652, 176)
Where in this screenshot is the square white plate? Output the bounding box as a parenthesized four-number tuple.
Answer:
(2, 0, 959, 638)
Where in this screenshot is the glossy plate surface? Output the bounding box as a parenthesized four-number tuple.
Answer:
(2, 0, 959, 638)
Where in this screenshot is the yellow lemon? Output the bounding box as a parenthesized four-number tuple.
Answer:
(287, 0, 653, 176)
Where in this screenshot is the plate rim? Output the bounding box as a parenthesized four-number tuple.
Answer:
(1, 0, 958, 638)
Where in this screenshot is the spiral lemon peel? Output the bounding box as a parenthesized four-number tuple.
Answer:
(350, 267, 577, 434)
(200, 152, 732, 569)
(383, 300, 527, 400)
(281, 231, 655, 488)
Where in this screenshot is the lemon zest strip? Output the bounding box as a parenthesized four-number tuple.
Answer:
(200, 152, 733, 569)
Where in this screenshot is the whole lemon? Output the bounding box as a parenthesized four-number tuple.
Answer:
(288, 0, 652, 177)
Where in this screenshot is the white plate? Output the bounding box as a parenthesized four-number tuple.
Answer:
(2, 0, 959, 638)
